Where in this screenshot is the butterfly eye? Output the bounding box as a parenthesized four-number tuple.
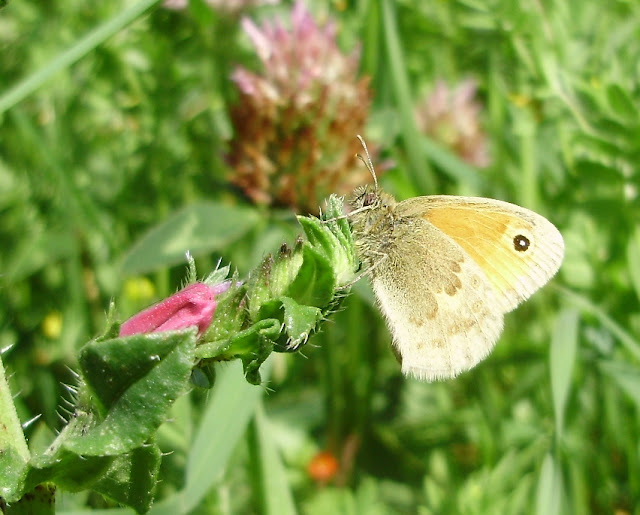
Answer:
(363, 192, 377, 206)
(513, 234, 531, 252)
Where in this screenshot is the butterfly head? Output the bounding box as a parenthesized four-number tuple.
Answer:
(348, 184, 397, 234)
(348, 136, 398, 239)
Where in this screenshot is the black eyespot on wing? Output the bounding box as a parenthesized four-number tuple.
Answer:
(513, 234, 531, 252)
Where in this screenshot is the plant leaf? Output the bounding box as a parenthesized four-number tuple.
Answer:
(535, 453, 564, 515)
(91, 444, 162, 515)
(550, 308, 579, 438)
(249, 402, 297, 515)
(121, 202, 260, 275)
(69, 329, 197, 455)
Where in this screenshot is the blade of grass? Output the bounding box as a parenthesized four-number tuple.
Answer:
(380, 0, 433, 194)
(535, 453, 564, 515)
(0, 0, 161, 115)
(549, 308, 579, 439)
(598, 361, 640, 413)
(557, 285, 640, 361)
(249, 402, 297, 515)
(627, 226, 640, 302)
(148, 359, 270, 514)
(420, 135, 485, 193)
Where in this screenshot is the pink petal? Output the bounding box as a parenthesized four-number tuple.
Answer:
(119, 282, 231, 337)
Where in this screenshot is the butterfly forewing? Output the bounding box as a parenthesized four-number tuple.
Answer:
(397, 196, 565, 312)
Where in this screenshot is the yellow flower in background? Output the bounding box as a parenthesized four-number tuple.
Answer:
(42, 311, 63, 340)
(123, 277, 156, 303)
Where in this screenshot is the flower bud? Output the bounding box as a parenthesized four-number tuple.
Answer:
(119, 282, 231, 337)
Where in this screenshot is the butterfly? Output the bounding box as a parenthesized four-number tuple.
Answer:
(348, 137, 564, 381)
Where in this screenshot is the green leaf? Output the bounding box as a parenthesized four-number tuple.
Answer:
(2, 444, 105, 505)
(197, 319, 281, 361)
(79, 329, 194, 412)
(255, 296, 323, 351)
(420, 135, 485, 192)
(148, 360, 269, 515)
(0, 356, 29, 461)
(91, 444, 162, 515)
(203, 285, 248, 343)
(26, 446, 113, 495)
(559, 286, 640, 361)
(70, 329, 197, 455)
(197, 318, 280, 385)
(535, 453, 564, 515)
(0, 0, 163, 115)
(598, 361, 640, 412)
(380, 0, 432, 193)
(121, 202, 260, 275)
(4, 228, 77, 282)
(606, 83, 639, 122)
(550, 309, 579, 439)
(0, 356, 56, 504)
(297, 195, 358, 287)
(15, 411, 112, 495)
(287, 245, 335, 307)
(280, 296, 323, 350)
(249, 402, 297, 515)
(0, 445, 28, 502)
(575, 158, 625, 183)
(7, 330, 195, 505)
(627, 226, 640, 302)
(303, 478, 386, 515)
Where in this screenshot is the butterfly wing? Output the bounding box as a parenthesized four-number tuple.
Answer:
(368, 217, 505, 381)
(397, 196, 565, 312)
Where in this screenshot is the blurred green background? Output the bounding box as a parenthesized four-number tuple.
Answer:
(1, 0, 639, 513)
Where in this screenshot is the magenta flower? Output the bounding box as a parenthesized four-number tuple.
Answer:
(415, 79, 491, 168)
(227, 1, 376, 214)
(119, 282, 231, 337)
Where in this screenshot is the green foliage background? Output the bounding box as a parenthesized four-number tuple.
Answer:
(1, 0, 639, 513)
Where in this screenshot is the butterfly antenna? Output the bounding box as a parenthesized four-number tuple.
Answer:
(356, 134, 378, 188)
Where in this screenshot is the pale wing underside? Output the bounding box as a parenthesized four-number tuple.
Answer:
(370, 220, 505, 381)
(397, 196, 565, 312)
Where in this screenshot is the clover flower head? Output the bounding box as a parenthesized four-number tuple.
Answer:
(415, 79, 490, 168)
(228, 1, 376, 213)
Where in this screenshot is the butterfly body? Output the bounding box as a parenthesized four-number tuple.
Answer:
(349, 184, 564, 381)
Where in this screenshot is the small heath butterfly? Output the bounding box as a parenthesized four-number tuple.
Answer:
(349, 137, 564, 381)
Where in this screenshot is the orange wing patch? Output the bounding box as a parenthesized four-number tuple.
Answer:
(422, 205, 535, 311)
